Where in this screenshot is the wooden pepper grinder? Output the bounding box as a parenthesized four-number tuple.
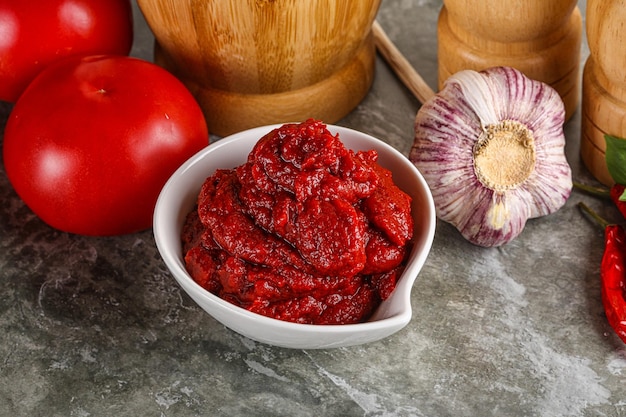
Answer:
(437, 0, 582, 121)
(580, 0, 626, 186)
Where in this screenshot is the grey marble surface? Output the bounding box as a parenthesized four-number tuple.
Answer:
(2, 0, 625, 416)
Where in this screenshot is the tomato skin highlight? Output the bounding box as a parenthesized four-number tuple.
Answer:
(3, 55, 209, 236)
(0, 0, 133, 102)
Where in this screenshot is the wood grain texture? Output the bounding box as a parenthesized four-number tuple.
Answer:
(437, 0, 582, 121)
(580, 0, 626, 185)
(136, 0, 381, 136)
(580, 115, 613, 186)
(155, 36, 376, 137)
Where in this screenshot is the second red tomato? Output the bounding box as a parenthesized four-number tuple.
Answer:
(0, 0, 133, 102)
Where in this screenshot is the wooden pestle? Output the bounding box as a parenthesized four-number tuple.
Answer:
(371, 21, 435, 104)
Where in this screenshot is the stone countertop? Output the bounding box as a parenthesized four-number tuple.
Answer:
(2, 1, 624, 416)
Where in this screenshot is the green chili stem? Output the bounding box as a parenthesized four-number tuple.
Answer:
(573, 182, 611, 199)
(578, 201, 611, 229)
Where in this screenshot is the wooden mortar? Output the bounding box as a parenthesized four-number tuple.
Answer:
(437, 0, 582, 121)
(580, 0, 626, 186)
(136, 0, 381, 137)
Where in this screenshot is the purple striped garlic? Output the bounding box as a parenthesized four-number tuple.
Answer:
(409, 66, 572, 247)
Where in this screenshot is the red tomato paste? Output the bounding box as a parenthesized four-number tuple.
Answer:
(182, 119, 413, 324)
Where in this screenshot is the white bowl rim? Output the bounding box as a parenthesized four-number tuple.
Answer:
(153, 123, 436, 347)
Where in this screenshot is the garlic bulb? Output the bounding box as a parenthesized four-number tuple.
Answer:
(409, 66, 572, 247)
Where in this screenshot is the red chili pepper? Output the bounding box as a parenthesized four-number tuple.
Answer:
(610, 183, 626, 219)
(601, 223, 626, 343)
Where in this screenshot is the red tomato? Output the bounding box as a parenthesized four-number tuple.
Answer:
(3, 55, 209, 236)
(0, 0, 133, 102)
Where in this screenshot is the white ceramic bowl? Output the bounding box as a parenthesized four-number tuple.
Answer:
(153, 124, 436, 349)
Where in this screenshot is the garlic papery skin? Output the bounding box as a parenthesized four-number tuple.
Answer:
(409, 66, 572, 247)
